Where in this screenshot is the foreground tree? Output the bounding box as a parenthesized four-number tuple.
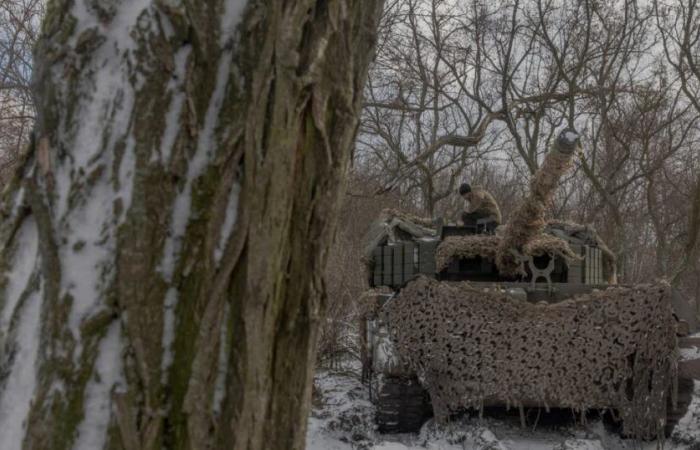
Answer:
(0, 0, 381, 449)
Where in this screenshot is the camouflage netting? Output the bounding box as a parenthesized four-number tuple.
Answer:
(497, 144, 575, 276)
(435, 234, 580, 273)
(357, 287, 393, 319)
(363, 208, 437, 262)
(380, 208, 437, 229)
(384, 276, 678, 439)
(435, 236, 501, 271)
(522, 233, 580, 261)
(546, 220, 617, 283)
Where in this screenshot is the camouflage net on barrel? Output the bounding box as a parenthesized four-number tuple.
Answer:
(435, 234, 580, 273)
(497, 146, 575, 276)
(384, 276, 678, 439)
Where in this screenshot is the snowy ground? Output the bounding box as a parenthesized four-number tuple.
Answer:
(307, 364, 700, 450)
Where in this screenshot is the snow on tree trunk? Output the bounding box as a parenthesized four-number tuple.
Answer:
(0, 0, 381, 449)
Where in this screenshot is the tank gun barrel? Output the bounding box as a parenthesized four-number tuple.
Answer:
(496, 128, 580, 275)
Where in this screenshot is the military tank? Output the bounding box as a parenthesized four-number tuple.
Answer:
(361, 129, 700, 439)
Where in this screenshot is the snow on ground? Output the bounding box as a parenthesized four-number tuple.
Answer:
(673, 383, 700, 447)
(307, 365, 700, 450)
(681, 345, 700, 361)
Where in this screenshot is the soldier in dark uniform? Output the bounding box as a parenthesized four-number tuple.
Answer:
(459, 183, 502, 228)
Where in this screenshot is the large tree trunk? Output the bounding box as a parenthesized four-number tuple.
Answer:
(0, 1, 380, 449)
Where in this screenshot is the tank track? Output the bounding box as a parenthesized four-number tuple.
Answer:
(603, 377, 695, 438)
(665, 378, 695, 437)
(373, 377, 693, 437)
(375, 375, 431, 433)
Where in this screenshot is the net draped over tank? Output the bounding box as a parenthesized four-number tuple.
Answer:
(383, 276, 678, 440)
(434, 234, 581, 273)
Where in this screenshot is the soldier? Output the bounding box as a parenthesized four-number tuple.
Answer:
(458, 183, 502, 229)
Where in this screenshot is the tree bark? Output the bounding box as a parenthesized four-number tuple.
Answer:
(0, 1, 381, 449)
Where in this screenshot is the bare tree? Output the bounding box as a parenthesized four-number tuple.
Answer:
(654, 0, 700, 298)
(359, 0, 658, 223)
(359, 0, 502, 217)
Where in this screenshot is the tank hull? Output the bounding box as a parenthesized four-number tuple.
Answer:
(364, 277, 700, 439)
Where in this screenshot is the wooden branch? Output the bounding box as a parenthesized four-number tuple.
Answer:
(363, 100, 425, 112)
(373, 110, 506, 195)
(365, 86, 645, 120)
